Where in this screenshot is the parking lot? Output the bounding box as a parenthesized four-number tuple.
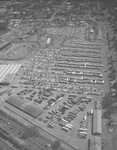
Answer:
(0, 23, 110, 150)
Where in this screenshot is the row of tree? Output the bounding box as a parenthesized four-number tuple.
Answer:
(101, 1, 117, 121)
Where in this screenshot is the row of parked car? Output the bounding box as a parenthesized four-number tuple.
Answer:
(61, 48, 102, 55)
(58, 77, 104, 85)
(59, 53, 102, 60)
(54, 64, 102, 70)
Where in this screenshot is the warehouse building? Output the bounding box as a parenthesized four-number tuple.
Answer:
(93, 109, 102, 135)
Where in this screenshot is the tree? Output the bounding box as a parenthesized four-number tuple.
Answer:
(108, 69, 116, 81)
(51, 140, 61, 150)
(112, 82, 117, 90)
(103, 109, 113, 120)
(102, 92, 113, 109)
(102, 92, 114, 119)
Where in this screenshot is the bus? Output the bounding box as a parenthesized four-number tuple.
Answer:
(48, 123, 55, 128)
(66, 123, 73, 127)
(79, 128, 87, 131)
(62, 126, 69, 132)
(78, 131, 87, 135)
(64, 105, 69, 109)
(65, 125, 73, 130)
(50, 102, 55, 107)
(62, 118, 69, 123)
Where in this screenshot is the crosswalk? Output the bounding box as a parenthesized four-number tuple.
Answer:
(0, 63, 21, 82)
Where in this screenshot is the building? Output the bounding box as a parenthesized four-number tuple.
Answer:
(93, 109, 102, 135)
(89, 136, 101, 150)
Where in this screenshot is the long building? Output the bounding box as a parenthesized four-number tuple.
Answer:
(93, 109, 102, 135)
